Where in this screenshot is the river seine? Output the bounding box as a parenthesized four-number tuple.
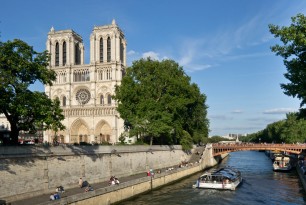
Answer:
(118, 151, 306, 205)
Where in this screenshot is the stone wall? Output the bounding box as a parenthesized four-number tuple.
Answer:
(38, 147, 227, 205)
(0, 145, 190, 201)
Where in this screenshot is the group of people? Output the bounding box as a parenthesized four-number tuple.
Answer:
(108, 176, 120, 185)
(50, 186, 64, 201)
(49, 192, 61, 200)
(79, 177, 94, 192)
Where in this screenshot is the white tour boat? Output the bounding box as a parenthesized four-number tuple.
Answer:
(273, 156, 292, 171)
(193, 166, 242, 190)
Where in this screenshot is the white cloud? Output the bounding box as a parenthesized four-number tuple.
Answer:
(142, 51, 160, 60)
(231, 110, 243, 114)
(127, 50, 136, 55)
(185, 64, 212, 73)
(263, 108, 298, 114)
(209, 115, 233, 120)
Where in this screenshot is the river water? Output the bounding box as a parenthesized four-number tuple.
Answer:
(118, 151, 306, 205)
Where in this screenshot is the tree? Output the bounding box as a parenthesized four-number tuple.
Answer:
(0, 39, 65, 145)
(113, 58, 209, 147)
(269, 13, 306, 108)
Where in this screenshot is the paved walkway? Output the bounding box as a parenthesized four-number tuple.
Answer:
(8, 147, 205, 205)
(10, 172, 148, 205)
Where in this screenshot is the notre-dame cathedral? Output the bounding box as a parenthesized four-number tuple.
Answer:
(44, 20, 126, 144)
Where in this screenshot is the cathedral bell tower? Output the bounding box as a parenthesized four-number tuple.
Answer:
(46, 27, 84, 67)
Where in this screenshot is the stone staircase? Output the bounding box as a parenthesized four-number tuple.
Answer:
(189, 146, 206, 163)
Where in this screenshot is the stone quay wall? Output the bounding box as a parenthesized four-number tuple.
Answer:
(296, 163, 306, 192)
(40, 145, 226, 205)
(44, 164, 204, 205)
(0, 145, 193, 202)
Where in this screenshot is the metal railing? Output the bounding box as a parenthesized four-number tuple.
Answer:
(212, 143, 306, 156)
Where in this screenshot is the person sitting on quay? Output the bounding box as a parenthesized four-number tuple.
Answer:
(56, 185, 65, 193)
(54, 192, 60, 200)
(50, 193, 55, 201)
(85, 184, 94, 192)
(50, 192, 60, 200)
(109, 176, 116, 185)
(115, 177, 120, 185)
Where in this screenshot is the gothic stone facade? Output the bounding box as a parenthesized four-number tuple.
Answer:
(44, 20, 126, 144)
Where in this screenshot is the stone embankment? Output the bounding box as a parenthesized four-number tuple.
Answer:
(296, 162, 306, 192)
(0, 144, 226, 205)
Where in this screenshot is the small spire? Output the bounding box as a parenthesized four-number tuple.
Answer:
(112, 19, 116, 25)
(50, 26, 55, 32)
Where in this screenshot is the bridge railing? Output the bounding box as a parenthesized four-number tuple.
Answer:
(212, 143, 306, 156)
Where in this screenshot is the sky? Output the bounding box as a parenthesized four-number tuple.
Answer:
(1, 0, 305, 137)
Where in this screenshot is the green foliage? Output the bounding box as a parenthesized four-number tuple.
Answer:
(118, 133, 126, 144)
(248, 111, 306, 143)
(113, 58, 209, 146)
(180, 130, 193, 150)
(133, 140, 148, 145)
(0, 39, 65, 144)
(207, 136, 231, 143)
(269, 13, 306, 108)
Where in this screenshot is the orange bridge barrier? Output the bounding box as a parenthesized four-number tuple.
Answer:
(212, 143, 306, 156)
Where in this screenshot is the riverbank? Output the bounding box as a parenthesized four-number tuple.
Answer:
(5, 145, 227, 205)
(32, 154, 226, 205)
(296, 163, 306, 192)
(0, 145, 193, 202)
(47, 163, 204, 205)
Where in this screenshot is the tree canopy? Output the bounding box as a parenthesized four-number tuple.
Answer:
(246, 112, 306, 144)
(113, 58, 209, 148)
(0, 39, 65, 145)
(269, 13, 306, 108)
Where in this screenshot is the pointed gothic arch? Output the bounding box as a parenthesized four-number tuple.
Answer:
(70, 119, 90, 143)
(106, 93, 112, 105)
(99, 37, 103, 63)
(94, 120, 112, 143)
(62, 96, 66, 107)
(100, 94, 104, 105)
(107, 36, 111, 62)
(63, 41, 67, 65)
(55, 42, 59, 66)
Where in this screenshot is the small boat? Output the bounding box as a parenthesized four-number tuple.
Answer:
(193, 166, 242, 190)
(273, 156, 292, 171)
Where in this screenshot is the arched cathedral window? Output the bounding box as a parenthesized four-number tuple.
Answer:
(63, 41, 66, 66)
(73, 69, 90, 82)
(55, 71, 67, 84)
(100, 95, 104, 105)
(75, 43, 80, 65)
(120, 38, 124, 62)
(97, 68, 112, 81)
(107, 68, 111, 80)
(55, 42, 59, 66)
(107, 37, 111, 62)
(100, 37, 103, 63)
(107, 94, 112, 105)
(62, 96, 66, 107)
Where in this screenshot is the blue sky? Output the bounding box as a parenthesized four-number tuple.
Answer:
(1, 0, 305, 136)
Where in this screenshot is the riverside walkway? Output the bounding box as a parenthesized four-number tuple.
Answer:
(8, 147, 205, 205)
(10, 172, 147, 205)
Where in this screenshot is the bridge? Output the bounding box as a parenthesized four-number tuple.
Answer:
(212, 143, 306, 156)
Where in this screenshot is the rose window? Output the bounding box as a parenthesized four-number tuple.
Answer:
(76, 89, 91, 105)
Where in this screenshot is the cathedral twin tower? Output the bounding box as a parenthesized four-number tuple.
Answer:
(44, 20, 126, 144)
